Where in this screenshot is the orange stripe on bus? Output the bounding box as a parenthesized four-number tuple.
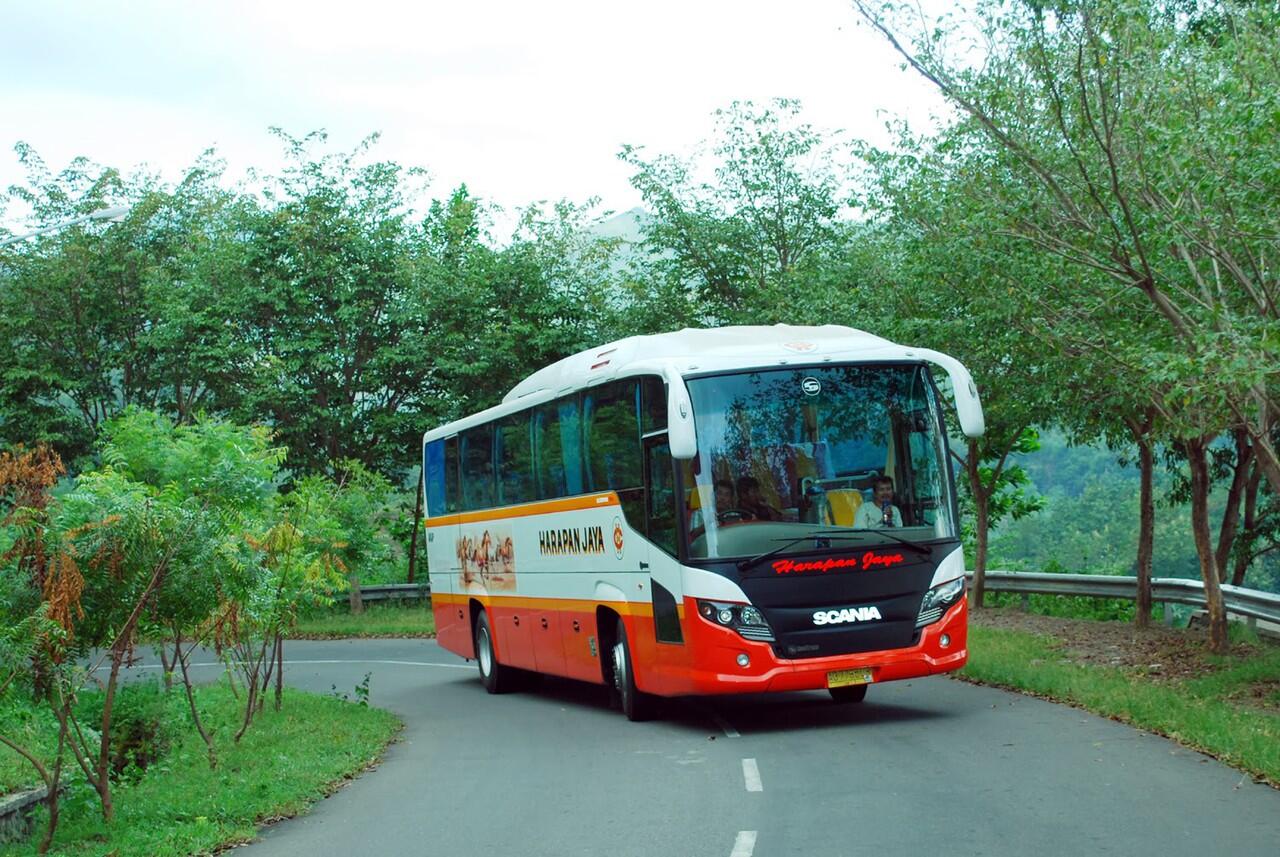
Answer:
(423, 492, 620, 528)
(432, 590, 683, 619)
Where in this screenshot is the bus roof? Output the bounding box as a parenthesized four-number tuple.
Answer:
(502, 324, 908, 403)
(422, 325, 950, 444)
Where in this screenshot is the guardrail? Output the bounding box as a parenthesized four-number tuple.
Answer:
(358, 583, 431, 603)
(973, 570, 1280, 630)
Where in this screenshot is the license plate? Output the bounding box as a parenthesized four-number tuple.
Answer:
(827, 669, 874, 689)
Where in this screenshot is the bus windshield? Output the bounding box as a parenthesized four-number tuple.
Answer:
(684, 363, 956, 560)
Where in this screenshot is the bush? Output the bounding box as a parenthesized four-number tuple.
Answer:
(72, 680, 182, 783)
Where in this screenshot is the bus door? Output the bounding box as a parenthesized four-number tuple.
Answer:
(643, 438, 685, 648)
(424, 437, 465, 656)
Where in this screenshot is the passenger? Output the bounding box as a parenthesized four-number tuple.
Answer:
(854, 476, 902, 528)
(690, 478, 737, 539)
(736, 475, 783, 522)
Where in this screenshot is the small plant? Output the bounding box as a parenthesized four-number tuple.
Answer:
(354, 671, 372, 707)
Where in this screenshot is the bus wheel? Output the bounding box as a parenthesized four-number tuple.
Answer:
(611, 618, 655, 721)
(475, 611, 515, 694)
(829, 684, 868, 704)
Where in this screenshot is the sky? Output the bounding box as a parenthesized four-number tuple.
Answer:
(0, 0, 949, 231)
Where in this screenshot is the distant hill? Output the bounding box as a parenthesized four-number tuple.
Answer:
(588, 207, 648, 243)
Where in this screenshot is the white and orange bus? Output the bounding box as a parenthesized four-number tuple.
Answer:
(422, 325, 985, 719)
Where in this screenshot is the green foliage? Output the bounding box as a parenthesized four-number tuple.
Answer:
(0, 685, 399, 856)
(985, 591, 1140, 623)
(619, 98, 856, 326)
(70, 679, 183, 784)
(293, 602, 435, 638)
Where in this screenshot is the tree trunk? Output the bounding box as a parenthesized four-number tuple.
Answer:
(274, 631, 284, 712)
(348, 574, 365, 614)
(158, 640, 175, 690)
(95, 651, 123, 823)
(1134, 433, 1155, 628)
(407, 467, 424, 585)
(39, 716, 67, 855)
(1185, 437, 1229, 654)
(174, 632, 217, 770)
(967, 440, 989, 608)
(1231, 466, 1261, 587)
(1214, 429, 1252, 580)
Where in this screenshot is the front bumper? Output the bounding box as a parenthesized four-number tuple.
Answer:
(672, 595, 968, 696)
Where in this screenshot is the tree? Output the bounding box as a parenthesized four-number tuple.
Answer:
(619, 99, 854, 325)
(852, 0, 1280, 650)
(0, 147, 249, 463)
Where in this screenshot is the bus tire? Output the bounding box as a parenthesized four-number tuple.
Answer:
(612, 618, 655, 721)
(474, 610, 515, 694)
(829, 684, 868, 704)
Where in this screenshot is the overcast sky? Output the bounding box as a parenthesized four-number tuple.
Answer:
(0, 0, 948, 230)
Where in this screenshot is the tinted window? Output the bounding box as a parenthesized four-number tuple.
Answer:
(460, 425, 496, 511)
(640, 375, 667, 434)
(497, 412, 535, 505)
(444, 436, 460, 514)
(585, 381, 641, 491)
(424, 439, 446, 517)
(646, 440, 678, 556)
(534, 397, 584, 499)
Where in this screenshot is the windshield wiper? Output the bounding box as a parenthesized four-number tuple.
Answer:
(814, 526, 936, 560)
(736, 533, 863, 574)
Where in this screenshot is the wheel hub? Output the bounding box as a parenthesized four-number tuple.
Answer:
(478, 627, 493, 675)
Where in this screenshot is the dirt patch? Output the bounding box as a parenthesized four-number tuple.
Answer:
(1238, 680, 1280, 715)
(969, 606, 1267, 683)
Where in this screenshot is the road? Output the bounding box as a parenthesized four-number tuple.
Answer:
(164, 638, 1279, 857)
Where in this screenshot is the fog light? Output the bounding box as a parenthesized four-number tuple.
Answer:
(736, 653, 750, 668)
(940, 633, 951, 649)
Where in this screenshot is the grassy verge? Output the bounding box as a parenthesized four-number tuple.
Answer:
(1, 685, 399, 856)
(962, 624, 1280, 785)
(293, 602, 436, 638)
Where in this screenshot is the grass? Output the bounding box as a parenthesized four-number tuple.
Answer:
(0, 700, 61, 796)
(293, 602, 436, 638)
(962, 625, 1280, 785)
(1, 684, 399, 856)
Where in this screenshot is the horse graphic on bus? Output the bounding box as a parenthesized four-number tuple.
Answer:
(457, 525, 515, 591)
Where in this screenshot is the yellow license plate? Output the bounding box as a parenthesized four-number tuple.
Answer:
(827, 669, 874, 689)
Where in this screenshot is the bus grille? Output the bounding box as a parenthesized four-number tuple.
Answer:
(738, 626, 776, 642)
(915, 606, 943, 628)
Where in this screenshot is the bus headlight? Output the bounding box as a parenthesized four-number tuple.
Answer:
(916, 577, 965, 628)
(697, 600, 776, 642)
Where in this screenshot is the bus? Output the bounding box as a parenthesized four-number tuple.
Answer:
(421, 324, 985, 720)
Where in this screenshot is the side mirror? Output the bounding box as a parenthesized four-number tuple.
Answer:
(915, 349, 985, 438)
(664, 369, 698, 460)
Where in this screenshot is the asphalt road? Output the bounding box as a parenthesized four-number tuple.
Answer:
(165, 639, 1279, 857)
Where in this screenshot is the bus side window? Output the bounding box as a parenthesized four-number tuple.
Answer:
(534, 401, 571, 499)
(497, 411, 534, 506)
(558, 396, 584, 497)
(460, 425, 496, 511)
(424, 439, 446, 517)
(640, 375, 667, 434)
(444, 436, 460, 514)
(585, 380, 641, 492)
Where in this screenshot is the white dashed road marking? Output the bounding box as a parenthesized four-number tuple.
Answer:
(730, 830, 758, 857)
(742, 758, 763, 792)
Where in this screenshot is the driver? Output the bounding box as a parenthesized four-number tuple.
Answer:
(854, 476, 902, 528)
